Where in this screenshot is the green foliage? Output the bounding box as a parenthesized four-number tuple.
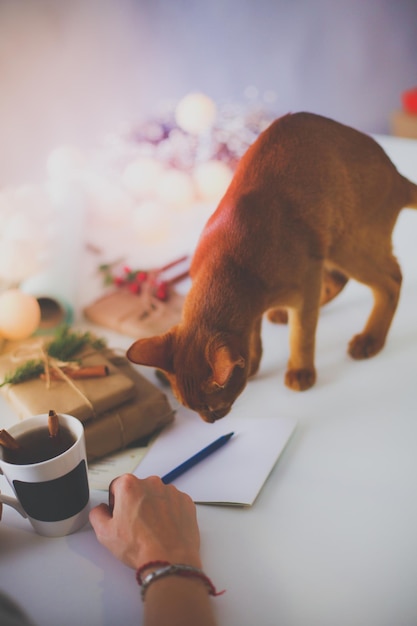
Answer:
(0, 326, 107, 387)
(47, 326, 106, 361)
(0, 360, 45, 387)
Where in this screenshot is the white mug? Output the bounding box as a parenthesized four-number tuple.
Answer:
(0, 413, 90, 537)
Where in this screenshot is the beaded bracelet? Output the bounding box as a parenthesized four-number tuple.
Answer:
(136, 560, 225, 600)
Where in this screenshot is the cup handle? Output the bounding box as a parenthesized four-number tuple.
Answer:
(0, 493, 27, 518)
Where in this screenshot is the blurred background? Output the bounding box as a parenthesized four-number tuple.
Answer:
(1, 0, 416, 185)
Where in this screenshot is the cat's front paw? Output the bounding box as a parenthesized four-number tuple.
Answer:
(285, 367, 316, 391)
(348, 333, 384, 359)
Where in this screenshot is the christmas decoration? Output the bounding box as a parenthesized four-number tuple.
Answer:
(0, 92, 275, 322)
(0, 328, 174, 461)
(0, 289, 41, 340)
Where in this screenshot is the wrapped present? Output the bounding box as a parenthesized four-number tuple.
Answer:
(84, 353, 174, 461)
(83, 288, 185, 338)
(83, 255, 189, 338)
(0, 341, 136, 422)
(0, 336, 175, 460)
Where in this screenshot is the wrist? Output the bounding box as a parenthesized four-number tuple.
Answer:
(136, 561, 225, 601)
(135, 551, 202, 573)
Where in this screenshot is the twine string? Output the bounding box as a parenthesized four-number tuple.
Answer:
(8, 339, 96, 417)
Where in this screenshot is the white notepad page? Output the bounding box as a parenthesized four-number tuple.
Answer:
(134, 410, 297, 506)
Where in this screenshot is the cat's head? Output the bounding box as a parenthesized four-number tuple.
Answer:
(127, 326, 248, 422)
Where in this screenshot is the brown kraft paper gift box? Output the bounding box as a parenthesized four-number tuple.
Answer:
(0, 343, 137, 422)
(83, 354, 175, 461)
(0, 342, 175, 460)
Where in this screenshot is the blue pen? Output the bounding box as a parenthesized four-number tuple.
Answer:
(161, 432, 234, 484)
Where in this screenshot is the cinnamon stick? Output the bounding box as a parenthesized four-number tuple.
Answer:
(0, 429, 21, 451)
(40, 365, 110, 382)
(64, 365, 110, 379)
(159, 255, 189, 272)
(48, 410, 60, 438)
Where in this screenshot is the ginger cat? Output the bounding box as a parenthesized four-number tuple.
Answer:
(127, 112, 417, 422)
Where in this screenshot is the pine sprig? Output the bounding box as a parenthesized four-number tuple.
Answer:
(0, 360, 45, 388)
(0, 326, 107, 387)
(46, 326, 106, 361)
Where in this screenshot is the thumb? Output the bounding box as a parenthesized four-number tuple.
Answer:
(89, 502, 112, 532)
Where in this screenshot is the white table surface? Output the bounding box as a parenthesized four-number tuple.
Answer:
(1, 134, 416, 626)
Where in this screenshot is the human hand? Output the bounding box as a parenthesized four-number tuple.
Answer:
(89, 474, 202, 570)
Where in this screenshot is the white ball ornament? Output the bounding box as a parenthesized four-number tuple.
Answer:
(0, 289, 41, 340)
(175, 93, 217, 134)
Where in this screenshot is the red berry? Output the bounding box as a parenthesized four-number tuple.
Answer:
(155, 282, 169, 301)
(136, 271, 148, 283)
(128, 282, 142, 294)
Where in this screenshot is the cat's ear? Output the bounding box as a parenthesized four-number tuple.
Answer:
(208, 342, 245, 388)
(127, 331, 175, 373)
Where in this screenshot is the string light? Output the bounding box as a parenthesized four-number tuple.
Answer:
(0, 92, 275, 277)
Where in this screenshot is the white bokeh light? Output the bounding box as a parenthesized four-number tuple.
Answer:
(122, 157, 163, 199)
(156, 169, 196, 210)
(175, 93, 217, 135)
(194, 160, 233, 203)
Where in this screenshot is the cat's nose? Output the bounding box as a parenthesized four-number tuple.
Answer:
(200, 412, 217, 423)
(203, 406, 231, 421)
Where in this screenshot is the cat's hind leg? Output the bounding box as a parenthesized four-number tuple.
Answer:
(320, 267, 349, 305)
(342, 250, 402, 359)
(267, 307, 288, 324)
(267, 267, 348, 325)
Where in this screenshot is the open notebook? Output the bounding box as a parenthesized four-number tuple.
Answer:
(134, 410, 297, 506)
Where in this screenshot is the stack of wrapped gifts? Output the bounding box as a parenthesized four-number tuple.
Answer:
(0, 327, 174, 462)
